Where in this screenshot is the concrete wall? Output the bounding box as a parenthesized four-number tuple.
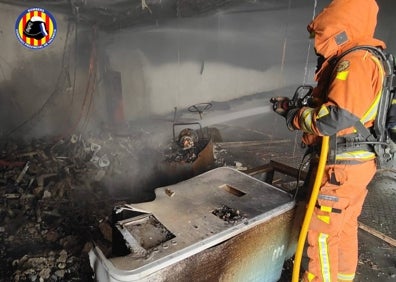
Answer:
(97, 0, 396, 121)
(98, 2, 317, 120)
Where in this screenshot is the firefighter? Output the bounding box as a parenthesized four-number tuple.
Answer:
(271, 0, 386, 281)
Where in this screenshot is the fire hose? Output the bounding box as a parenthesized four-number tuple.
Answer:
(292, 135, 329, 282)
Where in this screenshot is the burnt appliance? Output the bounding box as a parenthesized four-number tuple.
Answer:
(89, 167, 297, 282)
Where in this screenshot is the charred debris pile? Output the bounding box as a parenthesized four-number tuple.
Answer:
(0, 128, 222, 281)
(0, 134, 123, 281)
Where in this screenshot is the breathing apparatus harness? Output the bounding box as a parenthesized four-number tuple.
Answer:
(290, 46, 396, 167)
(327, 46, 396, 166)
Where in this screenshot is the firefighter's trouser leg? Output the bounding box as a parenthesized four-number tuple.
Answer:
(303, 160, 376, 282)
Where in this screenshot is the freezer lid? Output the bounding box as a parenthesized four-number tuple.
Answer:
(107, 167, 295, 272)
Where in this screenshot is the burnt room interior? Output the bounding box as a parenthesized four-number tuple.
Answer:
(0, 0, 395, 281)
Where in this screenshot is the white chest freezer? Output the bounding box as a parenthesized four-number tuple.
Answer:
(89, 167, 296, 282)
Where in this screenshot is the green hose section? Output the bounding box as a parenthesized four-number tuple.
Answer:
(292, 135, 330, 282)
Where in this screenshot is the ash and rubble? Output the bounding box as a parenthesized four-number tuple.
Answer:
(0, 132, 178, 281)
(164, 128, 204, 163)
(212, 205, 246, 224)
(0, 127, 227, 281)
(0, 134, 118, 281)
